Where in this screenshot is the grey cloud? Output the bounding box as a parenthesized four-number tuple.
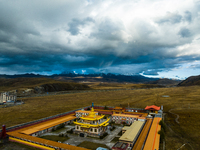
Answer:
(184, 11, 192, 22)
(143, 70, 159, 76)
(155, 12, 182, 24)
(68, 19, 81, 35)
(178, 28, 191, 38)
(190, 64, 200, 69)
(68, 17, 94, 35)
(90, 18, 124, 41)
(0, 0, 200, 76)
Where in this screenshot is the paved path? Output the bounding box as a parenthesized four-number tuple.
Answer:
(167, 109, 194, 150)
(41, 125, 122, 148)
(41, 125, 75, 136)
(168, 109, 180, 124)
(64, 126, 123, 148)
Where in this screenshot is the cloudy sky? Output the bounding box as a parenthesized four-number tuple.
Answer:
(0, 0, 200, 79)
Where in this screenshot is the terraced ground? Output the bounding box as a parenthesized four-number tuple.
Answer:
(0, 85, 200, 149)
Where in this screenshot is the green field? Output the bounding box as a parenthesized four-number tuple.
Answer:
(0, 85, 200, 149)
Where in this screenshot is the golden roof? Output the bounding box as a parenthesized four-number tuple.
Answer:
(75, 110, 98, 114)
(114, 107, 123, 110)
(74, 117, 110, 128)
(20, 115, 76, 135)
(74, 107, 110, 127)
(143, 118, 161, 150)
(80, 107, 103, 121)
(7, 114, 89, 150)
(8, 131, 89, 150)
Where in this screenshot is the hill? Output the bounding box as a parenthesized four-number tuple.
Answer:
(0, 77, 90, 95)
(178, 75, 200, 86)
(149, 78, 181, 86)
(0, 73, 159, 83)
(52, 74, 159, 83)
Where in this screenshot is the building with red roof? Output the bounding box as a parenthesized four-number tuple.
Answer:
(145, 105, 160, 114)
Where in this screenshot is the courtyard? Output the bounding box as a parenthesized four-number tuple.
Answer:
(41, 124, 123, 149)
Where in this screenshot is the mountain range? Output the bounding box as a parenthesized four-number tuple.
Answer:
(0, 73, 178, 84)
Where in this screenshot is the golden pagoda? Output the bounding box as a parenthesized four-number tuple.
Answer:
(74, 107, 110, 136)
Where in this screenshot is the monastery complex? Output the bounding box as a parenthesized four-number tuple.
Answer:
(0, 104, 163, 150)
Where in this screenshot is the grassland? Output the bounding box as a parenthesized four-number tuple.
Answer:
(86, 82, 164, 90)
(0, 85, 200, 149)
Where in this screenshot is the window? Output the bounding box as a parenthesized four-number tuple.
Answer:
(95, 129, 97, 132)
(77, 126, 79, 129)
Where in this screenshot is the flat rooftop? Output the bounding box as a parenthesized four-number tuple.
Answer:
(112, 114, 140, 118)
(143, 117, 161, 150)
(8, 131, 88, 150)
(119, 121, 145, 142)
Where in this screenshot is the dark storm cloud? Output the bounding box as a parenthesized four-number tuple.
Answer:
(0, 0, 200, 77)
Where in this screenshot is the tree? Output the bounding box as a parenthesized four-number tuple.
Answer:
(158, 129, 165, 142)
(104, 106, 108, 110)
(159, 120, 167, 132)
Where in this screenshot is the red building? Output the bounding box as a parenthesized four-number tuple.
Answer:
(145, 105, 160, 114)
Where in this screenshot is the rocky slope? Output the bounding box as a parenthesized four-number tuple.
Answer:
(178, 75, 200, 86)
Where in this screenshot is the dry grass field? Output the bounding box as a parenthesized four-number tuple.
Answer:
(0, 85, 200, 149)
(85, 82, 164, 90)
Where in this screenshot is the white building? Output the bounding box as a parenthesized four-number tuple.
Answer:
(0, 92, 16, 103)
(75, 109, 98, 118)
